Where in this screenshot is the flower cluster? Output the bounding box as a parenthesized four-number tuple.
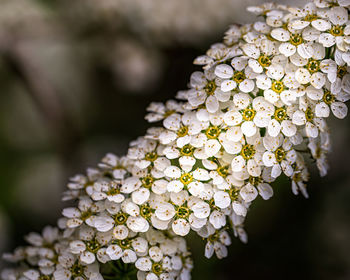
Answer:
(2, 0, 350, 279)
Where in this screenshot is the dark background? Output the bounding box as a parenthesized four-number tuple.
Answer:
(0, 0, 349, 279)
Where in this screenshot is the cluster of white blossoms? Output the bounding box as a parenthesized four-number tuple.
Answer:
(2, 0, 350, 279)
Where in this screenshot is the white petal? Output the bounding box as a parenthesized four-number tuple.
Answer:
(279, 43, 296, 57)
(231, 155, 245, 172)
(167, 180, 184, 193)
(247, 159, 261, 177)
(257, 183, 274, 200)
(311, 19, 331, 32)
(295, 68, 311, 84)
(240, 183, 258, 202)
(310, 72, 326, 89)
(305, 122, 319, 138)
(271, 164, 282, 178)
(292, 110, 306, 125)
(297, 43, 314, 59)
(209, 210, 226, 229)
(232, 201, 247, 217)
(331, 102, 348, 119)
(242, 43, 260, 59)
(221, 80, 237, 92)
(172, 219, 190, 236)
(280, 120, 297, 137)
(206, 95, 219, 113)
(215, 64, 233, 79)
(271, 28, 290, 42)
(191, 201, 211, 218)
(106, 245, 123, 260)
(224, 110, 243, 126)
(239, 79, 255, 93)
(264, 89, 279, 104)
(94, 216, 114, 232)
(241, 121, 257, 137)
(80, 251, 96, 265)
(135, 257, 152, 272)
(164, 166, 181, 178)
(213, 191, 231, 209)
(262, 151, 276, 167)
(268, 119, 281, 137)
(226, 126, 243, 142)
(205, 139, 221, 157)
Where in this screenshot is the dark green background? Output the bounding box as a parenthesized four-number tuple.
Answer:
(0, 0, 349, 279)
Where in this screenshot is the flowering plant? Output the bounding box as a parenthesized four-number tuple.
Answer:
(2, 0, 350, 279)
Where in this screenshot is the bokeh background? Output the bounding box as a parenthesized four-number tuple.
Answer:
(0, 0, 350, 279)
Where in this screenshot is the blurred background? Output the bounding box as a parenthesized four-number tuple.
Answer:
(0, 0, 349, 279)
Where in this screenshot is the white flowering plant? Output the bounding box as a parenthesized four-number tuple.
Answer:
(2, 0, 350, 279)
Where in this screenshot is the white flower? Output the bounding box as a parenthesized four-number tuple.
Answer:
(165, 166, 210, 196)
(319, 6, 350, 51)
(62, 197, 104, 228)
(262, 134, 297, 178)
(186, 69, 230, 113)
(315, 79, 350, 119)
(239, 183, 258, 203)
(161, 112, 204, 147)
(90, 181, 125, 204)
(54, 253, 103, 280)
(308, 132, 331, 177)
(145, 100, 184, 123)
(266, 106, 296, 137)
(215, 58, 256, 93)
(292, 106, 320, 138)
(230, 134, 265, 177)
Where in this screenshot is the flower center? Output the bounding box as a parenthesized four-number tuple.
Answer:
(306, 59, 320, 73)
(241, 144, 256, 160)
(106, 183, 121, 196)
(71, 262, 84, 278)
(228, 187, 239, 201)
(140, 204, 153, 219)
(217, 165, 229, 178)
(205, 126, 221, 139)
(86, 239, 100, 254)
(249, 176, 261, 186)
(152, 263, 163, 275)
(145, 151, 158, 162)
(39, 276, 52, 280)
(322, 90, 335, 105)
(205, 80, 217, 95)
(258, 54, 272, 68)
(164, 109, 176, 118)
(242, 108, 256, 121)
(337, 66, 347, 78)
(292, 171, 302, 182)
(305, 107, 314, 122)
(118, 238, 131, 250)
(180, 144, 195, 156)
(176, 206, 191, 219)
(115, 213, 128, 225)
(274, 147, 286, 163)
(180, 173, 193, 185)
(141, 174, 155, 189)
(177, 125, 189, 137)
(233, 71, 246, 83)
(271, 80, 284, 93)
(208, 232, 219, 243)
(329, 25, 344, 37)
(274, 107, 287, 122)
(80, 210, 92, 221)
(304, 13, 317, 22)
(289, 33, 303, 46)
